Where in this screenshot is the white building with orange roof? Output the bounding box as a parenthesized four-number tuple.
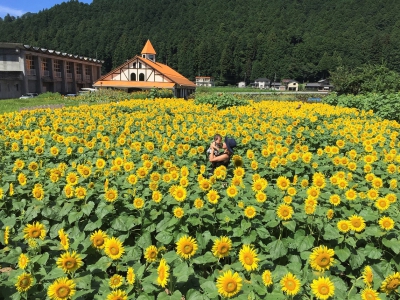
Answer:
(93, 40, 196, 98)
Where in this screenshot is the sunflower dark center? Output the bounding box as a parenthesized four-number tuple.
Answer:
(57, 286, 70, 297)
(110, 246, 119, 255)
(226, 281, 237, 292)
(183, 245, 192, 253)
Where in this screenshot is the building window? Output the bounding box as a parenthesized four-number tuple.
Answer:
(139, 73, 145, 81)
(133, 62, 136, 68)
(76, 64, 82, 80)
(84, 65, 90, 80)
(131, 73, 136, 81)
(66, 62, 72, 78)
(26, 54, 35, 75)
(41, 58, 49, 76)
(138, 62, 142, 68)
(54, 60, 61, 78)
(15, 84, 19, 91)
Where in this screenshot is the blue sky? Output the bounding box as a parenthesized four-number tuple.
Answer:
(0, 0, 92, 18)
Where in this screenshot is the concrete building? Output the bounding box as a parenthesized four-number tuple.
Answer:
(0, 42, 103, 99)
(195, 76, 215, 87)
(94, 40, 196, 98)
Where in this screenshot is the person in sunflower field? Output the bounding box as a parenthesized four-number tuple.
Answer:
(208, 136, 237, 174)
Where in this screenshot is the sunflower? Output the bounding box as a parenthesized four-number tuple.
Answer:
(173, 186, 187, 202)
(385, 193, 397, 203)
(255, 191, 267, 203)
(277, 204, 294, 220)
(127, 174, 138, 185)
(74, 186, 86, 200)
(309, 245, 335, 272)
(199, 178, 212, 191)
(212, 236, 232, 258)
(367, 189, 379, 200)
(173, 207, 184, 218)
(345, 189, 357, 201)
(90, 229, 108, 249)
(326, 209, 334, 220)
(56, 251, 83, 273)
(23, 221, 46, 240)
(276, 176, 290, 190)
(133, 197, 145, 209)
(361, 288, 380, 300)
(233, 167, 245, 177)
(226, 185, 238, 198)
(66, 172, 79, 185)
(216, 270, 242, 298)
(337, 220, 351, 233)
(280, 272, 301, 296)
(126, 267, 135, 285)
(48, 277, 76, 300)
(239, 244, 259, 271)
(15, 272, 33, 293)
(362, 266, 374, 287)
(32, 185, 44, 201)
(307, 186, 320, 198)
(194, 198, 204, 209)
(144, 245, 159, 262)
(104, 188, 118, 203)
(64, 184, 74, 198)
(375, 198, 390, 211)
(378, 216, 394, 231)
(349, 215, 366, 232)
(18, 253, 29, 269)
(372, 177, 383, 189)
(157, 258, 170, 288)
(380, 272, 400, 294)
(104, 237, 125, 260)
(176, 235, 198, 259)
(58, 229, 69, 250)
(244, 206, 256, 219)
(329, 194, 341, 206)
(207, 189, 220, 205)
(4, 226, 9, 245)
(106, 289, 128, 300)
(311, 276, 335, 300)
(109, 274, 124, 289)
(262, 270, 273, 287)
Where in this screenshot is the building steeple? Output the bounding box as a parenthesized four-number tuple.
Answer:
(141, 40, 156, 62)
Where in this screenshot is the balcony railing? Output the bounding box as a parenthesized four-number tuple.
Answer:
(85, 75, 91, 80)
(27, 69, 36, 76)
(76, 74, 82, 80)
(55, 72, 62, 78)
(66, 73, 72, 79)
(43, 70, 50, 76)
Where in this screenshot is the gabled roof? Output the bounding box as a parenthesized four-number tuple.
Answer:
(94, 81, 175, 89)
(141, 40, 156, 55)
(95, 55, 195, 88)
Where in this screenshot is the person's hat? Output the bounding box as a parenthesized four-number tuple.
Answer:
(225, 137, 237, 154)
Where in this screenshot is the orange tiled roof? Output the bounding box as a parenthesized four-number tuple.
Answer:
(141, 40, 156, 55)
(95, 55, 196, 88)
(93, 81, 175, 88)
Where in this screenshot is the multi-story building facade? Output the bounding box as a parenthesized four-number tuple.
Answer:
(0, 42, 103, 99)
(195, 76, 215, 87)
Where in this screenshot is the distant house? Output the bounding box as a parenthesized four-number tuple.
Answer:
(254, 78, 271, 89)
(238, 81, 246, 88)
(93, 40, 196, 98)
(282, 79, 299, 91)
(305, 79, 334, 91)
(270, 82, 281, 90)
(196, 76, 215, 87)
(0, 42, 103, 99)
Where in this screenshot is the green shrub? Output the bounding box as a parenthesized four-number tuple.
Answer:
(194, 92, 249, 109)
(323, 92, 400, 122)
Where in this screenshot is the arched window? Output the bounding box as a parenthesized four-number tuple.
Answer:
(139, 73, 145, 81)
(131, 73, 136, 81)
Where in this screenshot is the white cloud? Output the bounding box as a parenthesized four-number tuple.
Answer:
(0, 5, 26, 17)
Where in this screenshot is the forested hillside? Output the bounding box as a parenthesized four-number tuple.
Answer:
(1, 0, 400, 84)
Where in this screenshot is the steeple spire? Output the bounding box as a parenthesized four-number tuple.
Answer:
(141, 40, 156, 62)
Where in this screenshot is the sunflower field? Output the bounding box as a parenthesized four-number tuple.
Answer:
(0, 99, 399, 300)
